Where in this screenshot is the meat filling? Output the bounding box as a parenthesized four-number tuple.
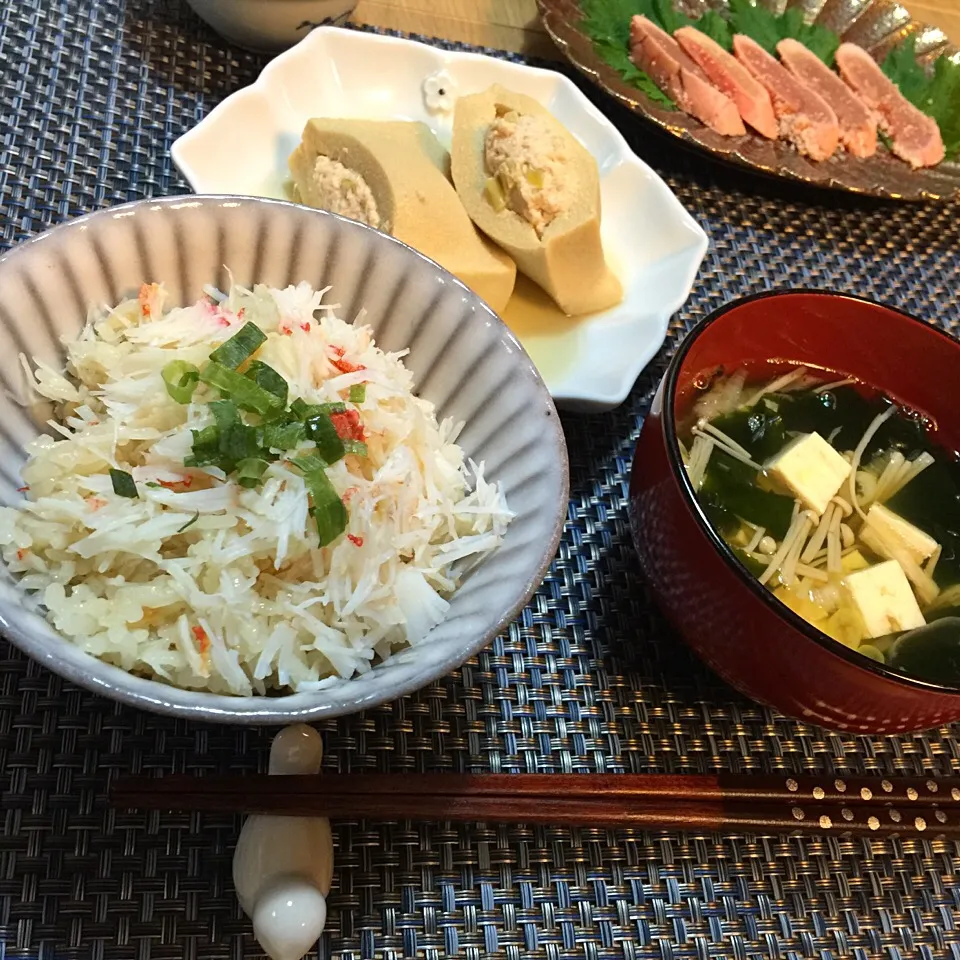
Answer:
(483, 111, 572, 237)
(304, 155, 381, 230)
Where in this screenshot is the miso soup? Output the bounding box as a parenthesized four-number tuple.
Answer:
(679, 366, 960, 687)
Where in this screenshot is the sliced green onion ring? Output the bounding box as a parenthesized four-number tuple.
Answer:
(161, 361, 200, 404)
(220, 422, 260, 462)
(305, 414, 346, 464)
(246, 361, 289, 406)
(264, 420, 304, 452)
(306, 468, 347, 545)
(208, 321, 267, 369)
(288, 456, 347, 544)
(235, 457, 270, 489)
(290, 398, 347, 419)
(290, 454, 328, 474)
(209, 399, 240, 430)
(184, 425, 221, 468)
(200, 362, 284, 416)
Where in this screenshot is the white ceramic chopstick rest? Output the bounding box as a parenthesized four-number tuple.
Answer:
(232, 724, 335, 960)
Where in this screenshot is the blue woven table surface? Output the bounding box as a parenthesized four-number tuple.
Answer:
(1, 1, 960, 958)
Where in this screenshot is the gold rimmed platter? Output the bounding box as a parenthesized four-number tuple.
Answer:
(536, 0, 960, 200)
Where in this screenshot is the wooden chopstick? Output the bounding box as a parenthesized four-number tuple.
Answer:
(112, 771, 960, 805)
(110, 772, 960, 839)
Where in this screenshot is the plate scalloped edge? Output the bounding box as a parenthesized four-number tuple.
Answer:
(171, 26, 709, 412)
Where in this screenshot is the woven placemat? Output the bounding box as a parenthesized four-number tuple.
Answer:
(2, 1, 960, 957)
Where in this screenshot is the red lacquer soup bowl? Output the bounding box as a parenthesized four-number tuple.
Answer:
(629, 290, 960, 734)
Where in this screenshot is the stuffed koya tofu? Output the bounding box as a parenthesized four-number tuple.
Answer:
(450, 85, 622, 317)
(290, 118, 516, 313)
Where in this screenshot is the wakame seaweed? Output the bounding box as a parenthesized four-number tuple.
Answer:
(770, 386, 927, 460)
(710, 405, 787, 462)
(887, 618, 960, 685)
(699, 448, 794, 540)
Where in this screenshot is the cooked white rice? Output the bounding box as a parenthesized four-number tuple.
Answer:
(0, 281, 512, 695)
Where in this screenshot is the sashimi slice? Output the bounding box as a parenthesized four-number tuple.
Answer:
(777, 39, 878, 158)
(834, 42, 944, 168)
(733, 34, 840, 161)
(630, 15, 746, 137)
(675, 26, 778, 139)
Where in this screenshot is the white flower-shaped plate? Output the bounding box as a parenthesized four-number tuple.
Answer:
(171, 27, 708, 411)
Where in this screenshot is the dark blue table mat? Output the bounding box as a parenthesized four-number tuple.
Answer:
(1, 1, 959, 958)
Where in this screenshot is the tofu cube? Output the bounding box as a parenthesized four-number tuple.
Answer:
(864, 503, 938, 566)
(844, 560, 925, 639)
(765, 432, 851, 516)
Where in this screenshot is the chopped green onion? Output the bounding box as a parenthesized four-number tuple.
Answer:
(349, 384, 366, 404)
(177, 512, 200, 533)
(145, 482, 162, 489)
(343, 440, 368, 458)
(209, 399, 240, 430)
(184, 425, 221, 468)
(264, 420, 305, 452)
(290, 454, 328, 475)
(260, 404, 295, 424)
(288, 456, 348, 544)
(235, 458, 270, 489)
(200, 362, 284, 415)
(220, 422, 260, 462)
(313, 500, 348, 546)
(305, 402, 347, 418)
(303, 465, 348, 546)
(290, 398, 347, 419)
(245, 361, 289, 406)
(110, 469, 139, 499)
(206, 401, 256, 465)
(305, 414, 346, 464)
(208, 321, 267, 369)
(162, 361, 200, 404)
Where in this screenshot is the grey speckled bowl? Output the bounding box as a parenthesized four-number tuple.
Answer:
(185, 0, 357, 52)
(0, 196, 568, 724)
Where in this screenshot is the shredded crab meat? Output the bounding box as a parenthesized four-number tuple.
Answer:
(0, 281, 513, 696)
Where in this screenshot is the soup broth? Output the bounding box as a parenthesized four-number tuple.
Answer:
(679, 366, 960, 687)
